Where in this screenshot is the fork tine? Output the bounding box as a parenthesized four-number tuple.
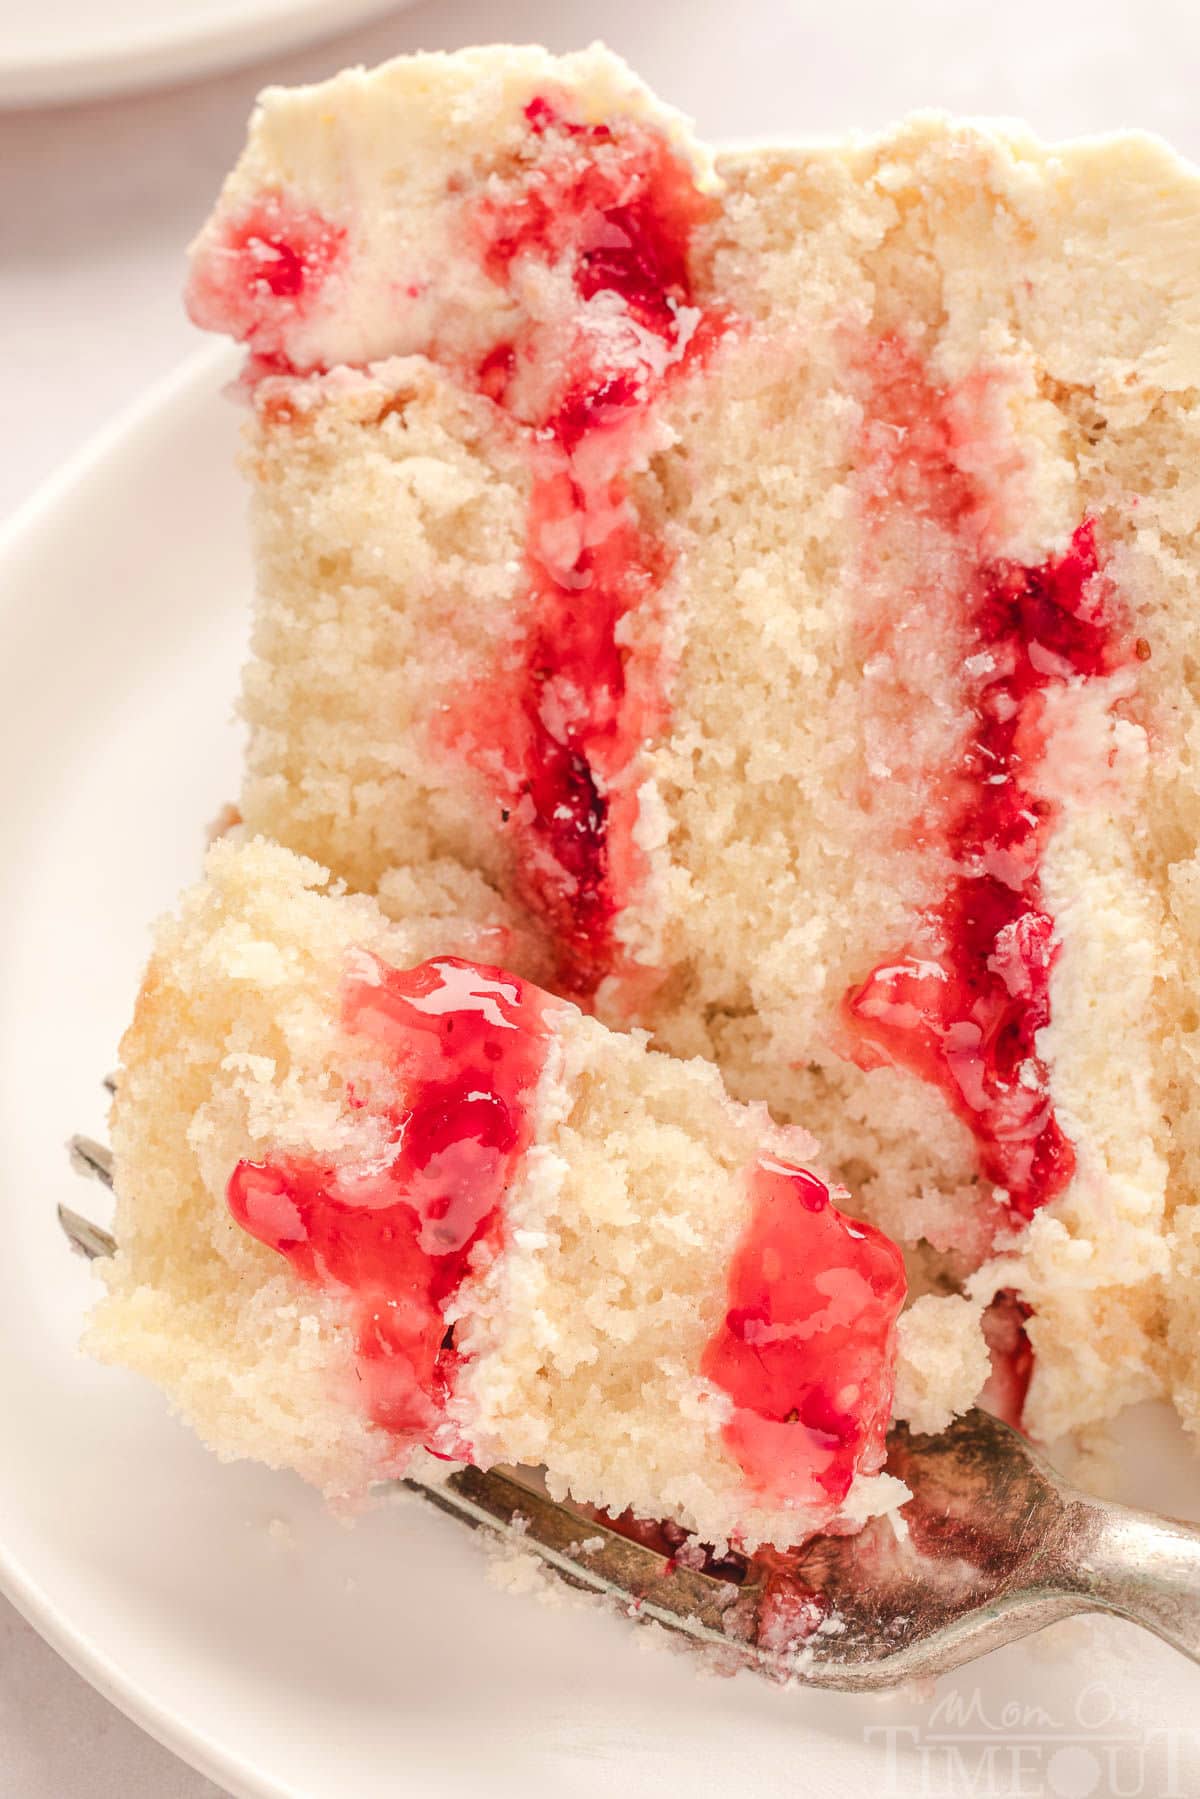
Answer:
(68, 1134, 114, 1189)
(56, 1165, 759, 1655)
(409, 1463, 760, 1654)
(57, 1203, 118, 1261)
(70, 1131, 1164, 1688)
(58, 1143, 772, 1665)
(60, 1136, 779, 1667)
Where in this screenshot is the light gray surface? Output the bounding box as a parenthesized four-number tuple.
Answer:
(0, 1601, 227, 1798)
(7, 0, 1200, 1790)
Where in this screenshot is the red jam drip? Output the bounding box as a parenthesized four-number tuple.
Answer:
(523, 92, 613, 143)
(847, 518, 1130, 1221)
(477, 121, 707, 346)
(185, 190, 345, 369)
(841, 339, 1136, 1224)
(700, 1157, 906, 1519)
(447, 118, 725, 1000)
(978, 1288, 1034, 1430)
(227, 954, 553, 1454)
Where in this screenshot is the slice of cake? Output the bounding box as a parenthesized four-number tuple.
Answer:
(184, 42, 1200, 1451)
(90, 837, 985, 1549)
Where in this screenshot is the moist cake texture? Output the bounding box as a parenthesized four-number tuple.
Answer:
(90, 837, 943, 1549)
(90, 43, 1200, 1565)
(178, 42, 1200, 1454)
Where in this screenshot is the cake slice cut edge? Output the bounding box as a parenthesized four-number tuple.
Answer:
(180, 39, 1200, 1454)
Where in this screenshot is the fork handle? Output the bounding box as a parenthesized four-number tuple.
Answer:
(1068, 1497, 1200, 1663)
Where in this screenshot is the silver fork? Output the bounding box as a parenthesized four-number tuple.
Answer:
(65, 1132, 1200, 1688)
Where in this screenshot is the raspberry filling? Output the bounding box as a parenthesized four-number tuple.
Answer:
(185, 189, 345, 369)
(978, 1288, 1035, 1429)
(845, 345, 1134, 1223)
(188, 106, 726, 1003)
(227, 954, 554, 1457)
(444, 109, 727, 1000)
(700, 1156, 906, 1519)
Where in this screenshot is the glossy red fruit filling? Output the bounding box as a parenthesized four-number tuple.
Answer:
(227, 953, 553, 1455)
(847, 518, 1130, 1221)
(446, 117, 725, 1000)
(185, 190, 345, 369)
(700, 1157, 906, 1518)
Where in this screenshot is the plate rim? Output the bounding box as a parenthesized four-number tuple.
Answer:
(0, 342, 236, 558)
(0, 341, 292, 1799)
(0, 0, 406, 110)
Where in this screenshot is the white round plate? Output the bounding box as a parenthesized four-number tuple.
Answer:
(2, 345, 1200, 1798)
(0, 0, 408, 109)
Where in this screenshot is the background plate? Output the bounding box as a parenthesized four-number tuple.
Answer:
(2, 345, 1200, 1797)
(0, 0, 409, 109)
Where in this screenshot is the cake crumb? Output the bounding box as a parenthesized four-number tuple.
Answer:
(893, 1296, 990, 1435)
